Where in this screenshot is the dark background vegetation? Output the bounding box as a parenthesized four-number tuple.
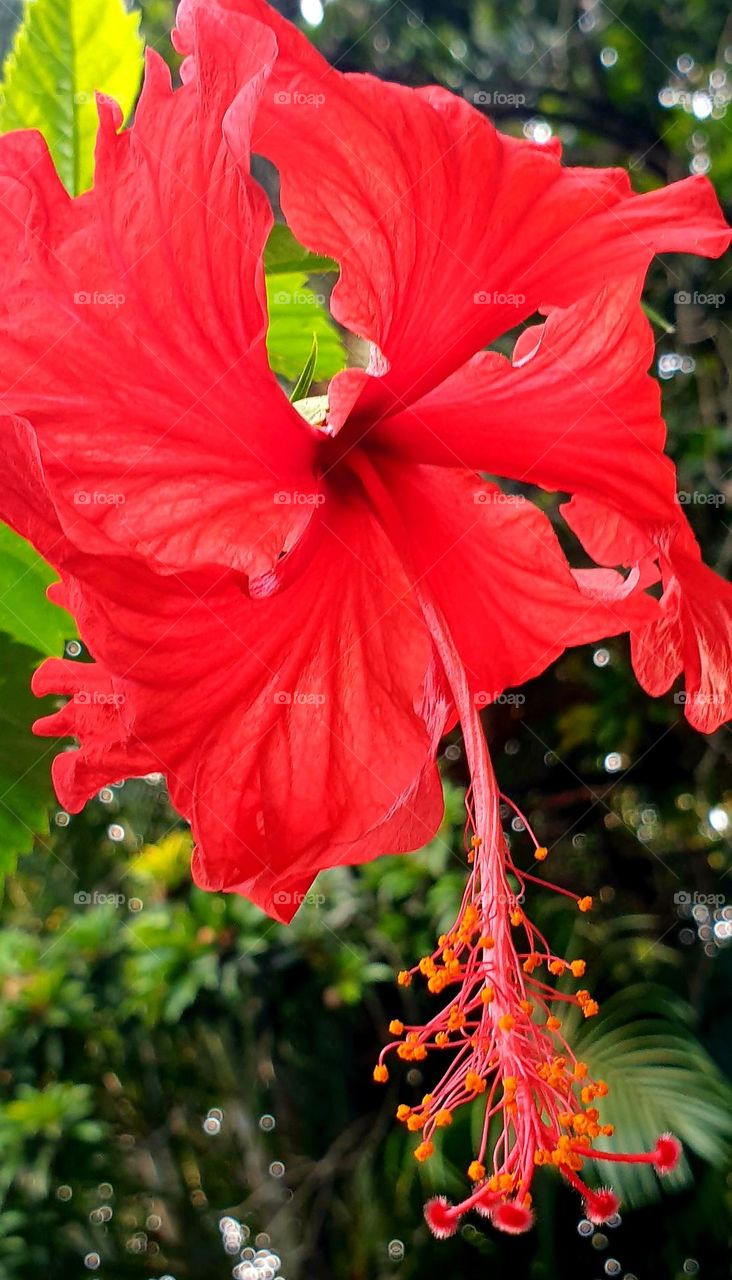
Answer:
(0, 1, 731, 1277)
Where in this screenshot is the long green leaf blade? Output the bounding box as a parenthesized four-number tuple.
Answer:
(289, 334, 319, 404)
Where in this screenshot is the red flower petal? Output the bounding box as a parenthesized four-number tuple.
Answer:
(368, 269, 731, 730)
(2, 418, 444, 919)
(564, 498, 732, 732)
(185, 500, 446, 917)
(0, 10, 318, 582)
(1, 0, 728, 945)
(375, 461, 658, 702)
(176, 0, 730, 412)
(376, 279, 677, 528)
(644, 553, 732, 732)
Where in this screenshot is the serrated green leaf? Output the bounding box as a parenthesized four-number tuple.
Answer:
(0, 524, 74, 657)
(266, 271, 346, 382)
(0, 0, 144, 194)
(0, 636, 61, 879)
(264, 223, 339, 275)
(0, 526, 73, 888)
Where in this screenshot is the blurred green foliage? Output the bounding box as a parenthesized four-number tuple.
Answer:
(0, 0, 731, 1278)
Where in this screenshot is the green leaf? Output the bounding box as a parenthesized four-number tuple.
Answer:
(264, 224, 345, 383)
(266, 271, 346, 382)
(0, 0, 144, 194)
(289, 333, 319, 403)
(0, 636, 61, 878)
(264, 223, 339, 275)
(572, 984, 732, 1207)
(0, 525, 71, 883)
(0, 524, 74, 657)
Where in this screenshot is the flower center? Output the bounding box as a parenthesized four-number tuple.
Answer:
(292, 394, 330, 430)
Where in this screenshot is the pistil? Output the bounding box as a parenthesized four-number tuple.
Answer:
(375, 596, 680, 1237)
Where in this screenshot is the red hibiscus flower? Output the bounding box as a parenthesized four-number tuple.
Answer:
(0, 0, 728, 1234)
